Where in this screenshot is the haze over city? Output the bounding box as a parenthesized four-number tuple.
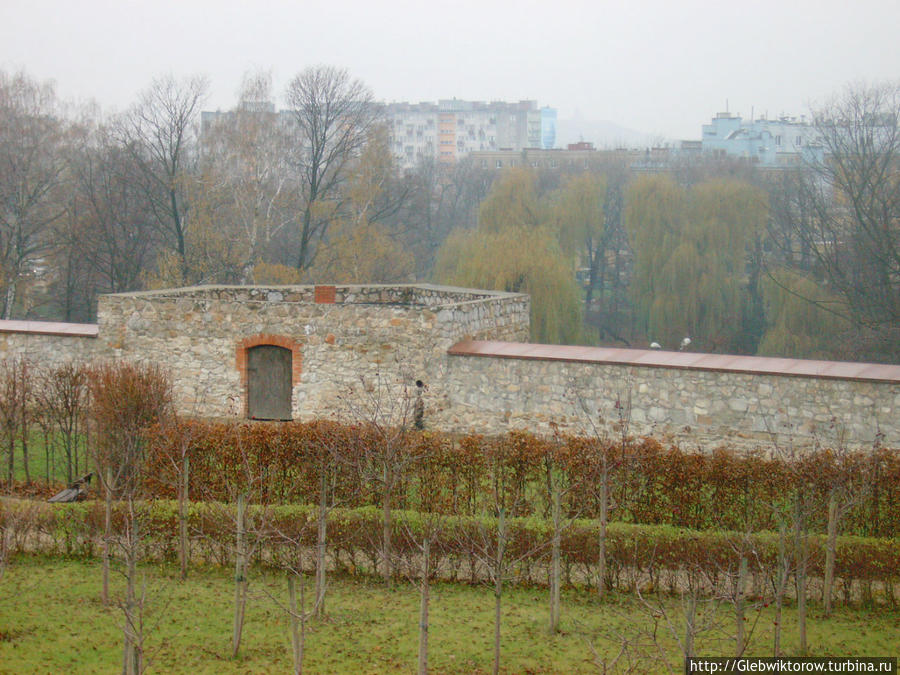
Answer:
(3, 0, 899, 140)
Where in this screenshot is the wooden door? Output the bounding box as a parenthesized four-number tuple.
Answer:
(247, 345, 292, 420)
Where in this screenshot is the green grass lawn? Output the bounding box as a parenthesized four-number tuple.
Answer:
(5, 429, 90, 488)
(1, 555, 897, 674)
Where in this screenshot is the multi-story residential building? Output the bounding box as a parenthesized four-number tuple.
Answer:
(385, 99, 557, 169)
(700, 112, 824, 166)
(201, 99, 558, 170)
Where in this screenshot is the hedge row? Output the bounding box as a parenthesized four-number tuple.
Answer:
(3, 498, 898, 597)
(143, 420, 900, 537)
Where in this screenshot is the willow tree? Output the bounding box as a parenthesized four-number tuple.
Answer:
(626, 176, 767, 351)
(434, 225, 582, 344)
(625, 174, 685, 344)
(551, 173, 608, 312)
(477, 168, 545, 232)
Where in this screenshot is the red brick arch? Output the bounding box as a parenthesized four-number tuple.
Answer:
(235, 333, 303, 390)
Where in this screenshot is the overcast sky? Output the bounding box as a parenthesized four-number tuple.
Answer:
(2, 0, 898, 140)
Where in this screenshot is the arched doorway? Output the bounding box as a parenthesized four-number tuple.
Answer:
(247, 344, 293, 420)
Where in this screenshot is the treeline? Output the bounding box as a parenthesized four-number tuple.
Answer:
(434, 120, 900, 360)
(2, 67, 897, 361)
(143, 419, 900, 539)
(0, 67, 492, 323)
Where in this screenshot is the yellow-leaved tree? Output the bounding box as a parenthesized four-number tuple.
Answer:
(305, 127, 414, 284)
(434, 168, 582, 344)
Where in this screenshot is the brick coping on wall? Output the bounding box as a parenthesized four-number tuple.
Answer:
(0, 319, 99, 338)
(448, 340, 900, 383)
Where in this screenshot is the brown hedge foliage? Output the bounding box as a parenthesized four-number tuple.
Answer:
(143, 420, 900, 537)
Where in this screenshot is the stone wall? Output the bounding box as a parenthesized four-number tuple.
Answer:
(0, 321, 101, 366)
(435, 344, 900, 451)
(0, 284, 897, 452)
(96, 284, 529, 419)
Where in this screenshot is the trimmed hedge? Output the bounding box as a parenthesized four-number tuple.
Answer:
(3, 498, 898, 596)
(142, 420, 900, 537)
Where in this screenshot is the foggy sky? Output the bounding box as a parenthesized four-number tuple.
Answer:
(2, 0, 898, 140)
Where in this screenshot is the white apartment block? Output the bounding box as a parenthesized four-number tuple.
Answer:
(385, 100, 557, 170)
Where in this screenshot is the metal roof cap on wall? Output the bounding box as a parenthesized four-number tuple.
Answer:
(0, 320, 99, 338)
(447, 340, 900, 383)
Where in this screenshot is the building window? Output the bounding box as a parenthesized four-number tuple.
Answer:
(796, 136, 802, 146)
(495, 160, 503, 168)
(775, 135, 782, 146)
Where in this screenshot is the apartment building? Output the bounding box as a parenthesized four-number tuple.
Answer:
(385, 99, 557, 169)
(701, 112, 824, 166)
(201, 99, 558, 170)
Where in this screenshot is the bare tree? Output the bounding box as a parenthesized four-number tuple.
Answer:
(412, 512, 446, 675)
(261, 503, 321, 675)
(0, 70, 68, 318)
(0, 358, 32, 489)
(818, 429, 874, 617)
(34, 362, 88, 485)
(199, 70, 299, 280)
(118, 74, 209, 278)
(571, 382, 635, 601)
(339, 372, 420, 585)
(458, 436, 549, 675)
(770, 505, 791, 657)
(544, 427, 589, 634)
(69, 122, 157, 295)
(283, 65, 380, 270)
(797, 82, 900, 338)
(631, 564, 727, 672)
(88, 361, 173, 675)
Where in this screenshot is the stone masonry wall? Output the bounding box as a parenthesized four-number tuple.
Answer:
(96, 284, 529, 420)
(435, 352, 900, 451)
(0, 323, 101, 366)
(0, 284, 896, 452)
